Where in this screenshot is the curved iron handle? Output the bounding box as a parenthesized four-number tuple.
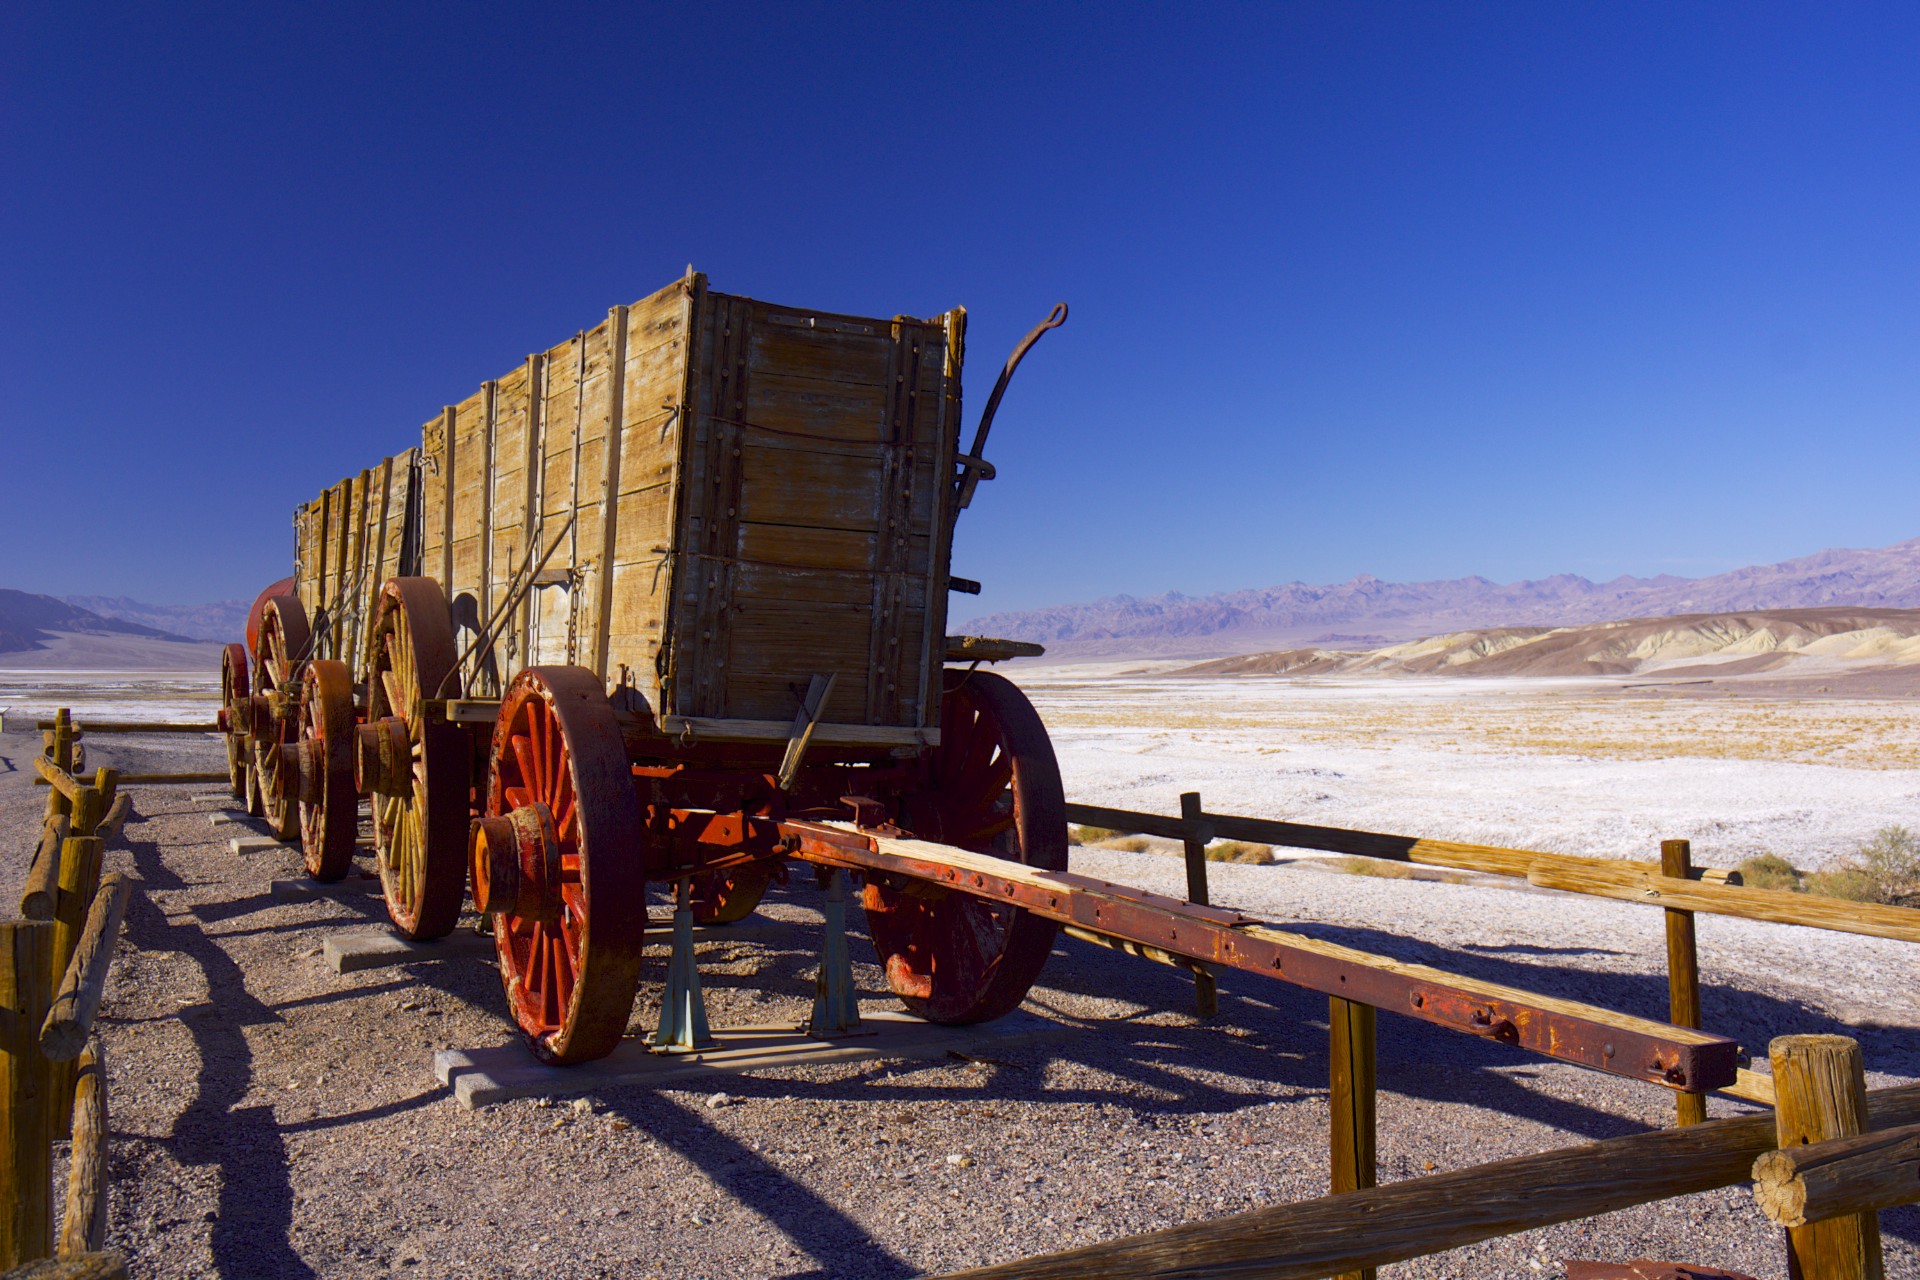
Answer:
(955, 301, 1068, 511)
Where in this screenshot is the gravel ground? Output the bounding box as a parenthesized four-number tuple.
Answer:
(1, 714, 1917, 1279)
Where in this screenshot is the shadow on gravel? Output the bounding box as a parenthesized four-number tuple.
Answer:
(122, 883, 316, 1277)
(1033, 928, 1920, 1250)
(599, 1089, 919, 1280)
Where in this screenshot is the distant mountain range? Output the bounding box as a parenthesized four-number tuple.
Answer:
(963, 537, 1920, 658)
(61, 595, 249, 643)
(0, 589, 194, 655)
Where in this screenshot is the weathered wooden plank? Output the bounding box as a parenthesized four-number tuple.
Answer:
(21, 816, 67, 920)
(1663, 838, 1708, 1127)
(1060, 803, 1744, 887)
(1528, 863, 1920, 944)
(1, 920, 55, 1266)
(41, 872, 135, 1062)
(1754, 1119, 1920, 1229)
(57, 1042, 106, 1255)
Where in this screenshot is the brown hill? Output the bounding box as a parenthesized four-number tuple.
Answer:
(1174, 607, 1920, 687)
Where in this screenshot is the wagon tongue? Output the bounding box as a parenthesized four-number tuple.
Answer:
(954, 301, 1069, 513)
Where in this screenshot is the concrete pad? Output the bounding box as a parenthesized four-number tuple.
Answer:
(189, 793, 232, 803)
(322, 917, 800, 974)
(208, 811, 252, 828)
(271, 877, 382, 905)
(324, 927, 497, 972)
(434, 1008, 1074, 1109)
(230, 836, 284, 855)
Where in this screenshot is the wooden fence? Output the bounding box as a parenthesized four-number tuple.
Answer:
(1048, 793, 1920, 1279)
(3, 711, 138, 1272)
(935, 1033, 1910, 1280)
(26, 714, 227, 788)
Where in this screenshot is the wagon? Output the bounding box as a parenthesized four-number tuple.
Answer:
(218, 270, 1069, 1062)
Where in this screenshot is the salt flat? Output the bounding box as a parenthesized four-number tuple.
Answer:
(1016, 665, 1920, 872)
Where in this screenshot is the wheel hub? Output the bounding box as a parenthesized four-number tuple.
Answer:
(354, 716, 412, 796)
(471, 803, 562, 923)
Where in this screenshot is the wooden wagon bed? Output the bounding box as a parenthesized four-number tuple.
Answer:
(294, 270, 968, 749)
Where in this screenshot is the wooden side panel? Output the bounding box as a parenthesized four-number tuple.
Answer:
(417, 408, 454, 612)
(446, 389, 491, 632)
(603, 280, 695, 710)
(485, 364, 533, 670)
(290, 452, 414, 682)
(372, 273, 960, 737)
(665, 292, 961, 731)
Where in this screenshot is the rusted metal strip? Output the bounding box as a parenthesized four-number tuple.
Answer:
(780, 820, 1739, 1092)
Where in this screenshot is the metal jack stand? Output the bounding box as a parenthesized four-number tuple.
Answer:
(651, 878, 715, 1053)
(807, 868, 861, 1037)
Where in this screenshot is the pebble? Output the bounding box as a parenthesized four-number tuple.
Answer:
(571, 1097, 594, 1116)
(706, 1091, 731, 1109)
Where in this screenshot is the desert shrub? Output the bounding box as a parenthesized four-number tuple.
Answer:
(1851, 825, 1920, 904)
(1333, 856, 1416, 879)
(1206, 840, 1275, 865)
(1736, 852, 1803, 893)
(1109, 836, 1152, 853)
(1069, 825, 1121, 846)
(1803, 866, 1881, 902)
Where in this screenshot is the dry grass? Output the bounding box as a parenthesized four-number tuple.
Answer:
(1736, 852, 1803, 893)
(1732, 828, 1920, 904)
(1205, 840, 1275, 865)
(1331, 856, 1468, 885)
(1071, 829, 1275, 865)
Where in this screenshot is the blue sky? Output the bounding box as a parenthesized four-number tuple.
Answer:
(3, 4, 1915, 617)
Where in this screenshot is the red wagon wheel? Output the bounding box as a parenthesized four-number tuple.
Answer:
(365, 578, 468, 941)
(475, 666, 648, 1064)
(219, 643, 251, 801)
(252, 595, 312, 843)
(863, 669, 1067, 1024)
(691, 865, 776, 925)
(296, 658, 359, 882)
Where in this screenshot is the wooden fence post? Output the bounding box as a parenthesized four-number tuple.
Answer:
(1662, 839, 1707, 1127)
(43, 711, 73, 824)
(1329, 995, 1378, 1280)
(1179, 792, 1218, 1018)
(1771, 1034, 1883, 1280)
(2, 920, 56, 1266)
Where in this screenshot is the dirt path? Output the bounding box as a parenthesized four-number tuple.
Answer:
(1, 723, 1915, 1279)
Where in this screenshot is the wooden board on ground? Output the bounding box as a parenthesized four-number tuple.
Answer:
(434, 1009, 1074, 1110)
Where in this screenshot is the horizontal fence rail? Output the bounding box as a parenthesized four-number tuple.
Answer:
(1064, 801, 1920, 943)
(933, 1075, 1920, 1280)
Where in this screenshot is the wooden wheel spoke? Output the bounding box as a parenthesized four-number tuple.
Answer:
(510, 734, 539, 799)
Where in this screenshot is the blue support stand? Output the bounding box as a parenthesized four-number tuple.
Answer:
(807, 868, 861, 1038)
(651, 878, 715, 1054)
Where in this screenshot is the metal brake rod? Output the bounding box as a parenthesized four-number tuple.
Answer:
(778, 820, 1739, 1093)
